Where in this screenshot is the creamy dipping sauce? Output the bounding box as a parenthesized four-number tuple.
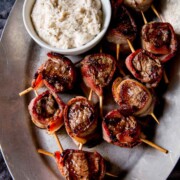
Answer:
(31, 0, 102, 49)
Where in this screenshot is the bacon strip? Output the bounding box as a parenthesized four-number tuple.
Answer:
(28, 90, 65, 134)
(32, 52, 76, 93)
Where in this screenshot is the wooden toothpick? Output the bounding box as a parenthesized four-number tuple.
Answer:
(53, 133, 64, 154)
(88, 89, 93, 101)
(127, 39, 135, 53)
(140, 138, 168, 154)
(38, 149, 54, 157)
(151, 5, 163, 22)
(19, 87, 33, 96)
(99, 95, 103, 118)
(150, 112, 160, 124)
(141, 11, 148, 25)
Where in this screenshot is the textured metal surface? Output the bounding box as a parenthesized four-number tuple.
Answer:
(0, 0, 180, 180)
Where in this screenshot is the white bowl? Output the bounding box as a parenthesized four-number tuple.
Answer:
(23, 0, 112, 55)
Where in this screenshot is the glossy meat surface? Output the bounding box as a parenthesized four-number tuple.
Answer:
(102, 109, 141, 148)
(64, 96, 98, 144)
(81, 53, 116, 96)
(125, 49, 163, 87)
(55, 149, 106, 180)
(32, 52, 76, 93)
(142, 22, 178, 62)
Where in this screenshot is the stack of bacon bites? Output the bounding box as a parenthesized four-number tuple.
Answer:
(19, 0, 177, 179)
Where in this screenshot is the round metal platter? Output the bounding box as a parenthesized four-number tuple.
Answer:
(0, 0, 180, 179)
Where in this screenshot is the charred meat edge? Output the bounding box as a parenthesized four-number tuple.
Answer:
(64, 96, 98, 144)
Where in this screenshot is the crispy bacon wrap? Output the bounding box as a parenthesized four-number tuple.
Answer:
(28, 90, 65, 134)
(125, 49, 163, 87)
(80, 53, 116, 97)
(141, 22, 178, 63)
(106, 5, 137, 52)
(32, 52, 76, 93)
(64, 96, 98, 145)
(112, 78, 154, 117)
(102, 109, 141, 148)
(55, 149, 106, 180)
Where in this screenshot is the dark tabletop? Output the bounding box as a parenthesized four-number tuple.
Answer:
(0, 0, 180, 179)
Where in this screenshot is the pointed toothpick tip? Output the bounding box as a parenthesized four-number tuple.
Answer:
(106, 172, 118, 178)
(141, 11, 148, 25)
(150, 112, 160, 124)
(34, 90, 38, 97)
(116, 44, 120, 60)
(37, 149, 54, 157)
(140, 138, 168, 154)
(127, 39, 135, 53)
(53, 133, 64, 154)
(99, 95, 103, 118)
(19, 87, 33, 96)
(79, 143, 83, 150)
(151, 4, 163, 22)
(88, 89, 93, 101)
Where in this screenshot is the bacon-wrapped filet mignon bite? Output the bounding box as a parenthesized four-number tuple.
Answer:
(55, 149, 106, 180)
(141, 22, 178, 63)
(32, 52, 76, 93)
(28, 90, 65, 134)
(112, 78, 154, 117)
(80, 53, 116, 97)
(125, 49, 163, 87)
(106, 5, 137, 52)
(64, 96, 98, 145)
(124, 0, 153, 12)
(102, 109, 141, 148)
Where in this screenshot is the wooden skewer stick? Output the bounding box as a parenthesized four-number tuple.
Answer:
(140, 138, 168, 154)
(19, 87, 33, 96)
(106, 172, 118, 178)
(116, 44, 120, 61)
(150, 112, 160, 124)
(34, 89, 38, 97)
(116, 44, 126, 77)
(151, 5, 163, 22)
(79, 143, 83, 150)
(127, 39, 135, 53)
(141, 11, 148, 25)
(53, 133, 64, 154)
(99, 95, 103, 118)
(88, 89, 93, 101)
(38, 149, 54, 157)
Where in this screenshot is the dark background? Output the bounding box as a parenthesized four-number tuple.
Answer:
(0, 0, 179, 179)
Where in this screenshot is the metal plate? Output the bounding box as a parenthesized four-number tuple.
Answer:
(0, 0, 180, 179)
